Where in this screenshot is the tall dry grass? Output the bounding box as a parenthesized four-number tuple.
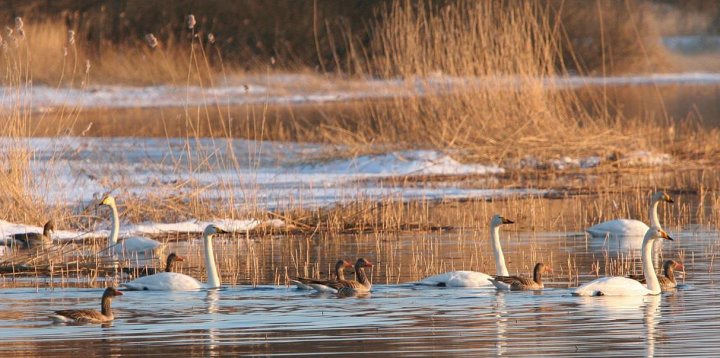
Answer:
(306, 1, 629, 162)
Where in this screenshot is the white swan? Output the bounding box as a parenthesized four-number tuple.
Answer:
(415, 214, 513, 287)
(99, 196, 164, 258)
(572, 227, 673, 296)
(586, 191, 673, 237)
(122, 224, 228, 291)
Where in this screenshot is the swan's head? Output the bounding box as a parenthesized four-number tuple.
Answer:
(355, 258, 373, 268)
(491, 214, 514, 227)
(652, 191, 673, 204)
(648, 227, 673, 241)
(98, 195, 116, 207)
(102, 287, 124, 298)
(335, 259, 353, 269)
(203, 224, 229, 237)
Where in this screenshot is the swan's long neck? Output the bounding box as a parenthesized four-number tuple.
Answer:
(108, 203, 120, 247)
(642, 234, 661, 294)
(491, 225, 509, 277)
(204, 233, 220, 288)
(649, 199, 661, 229)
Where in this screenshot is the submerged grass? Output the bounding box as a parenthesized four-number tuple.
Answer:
(0, 187, 713, 288)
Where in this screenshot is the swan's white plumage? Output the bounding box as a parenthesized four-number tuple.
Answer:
(121, 224, 226, 291)
(586, 219, 649, 237)
(111, 236, 163, 257)
(573, 227, 671, 297)
(572, 276, 653, 296)
(416, 270, 494, 287)
(586, 192, 671, 237)
(415, 214, 513, 288)
(100, 196, 163, 258)
(122, 272, 202, 291)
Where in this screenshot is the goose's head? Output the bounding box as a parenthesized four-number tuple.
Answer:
(102, 287, 124, 298)
(203, 224, 229, 237)
(664, 260, 683, 271)
(648, 227, 673, 241)
(355, 258, 373, 269)
(491, 214, 514, 227)
(98, 195, 116, 207)
(335, 259, 353, 270)
(43, 220, 55, 235)
(534, 262, 553, 275)
(652, 191, 673, 204)
(167, 252, 184, 264)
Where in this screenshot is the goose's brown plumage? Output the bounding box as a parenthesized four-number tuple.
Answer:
(292, 260, 353, 288)
(336, 258, 373, 297)
(9, 220, 54, 250)
(122, 253, 185, 277)
(50, 287, 123, 324)
(628, 259, 683, 290)
(490, 263, 552, 291)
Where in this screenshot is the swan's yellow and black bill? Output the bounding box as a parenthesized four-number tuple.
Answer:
(659, 229, 673, 241)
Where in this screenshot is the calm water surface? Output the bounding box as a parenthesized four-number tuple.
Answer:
(1, 227, 719, 357)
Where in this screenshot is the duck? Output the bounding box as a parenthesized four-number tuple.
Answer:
(628, 259, 683, 291)
(572, 227, 673, 296)
(335, 258, 374, 297)
(98, 196, 164, 258)
(122, 225, 227, 291)
(121, 252, 184, 278)
(49, 287, 124, 324)
(291, 259, 353, 291)
(489, 263, 552, 291)
(586, 191, 673, 237)
(7, 220, 54, 250)
(415, 214, 513, 287)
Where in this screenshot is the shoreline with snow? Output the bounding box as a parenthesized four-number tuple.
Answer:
(1, 72, 719, 111)
(0, 136, 674, 212)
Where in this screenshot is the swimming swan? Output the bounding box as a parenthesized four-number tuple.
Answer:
(122, 224, 228, 291)
(586, 192, 673, 237)
(572, 228, 673, 296)
(415, 215, 513, 287)
(99, 196, 164, 258)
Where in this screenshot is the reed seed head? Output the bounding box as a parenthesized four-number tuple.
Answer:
(67, 30, 75, 45)
(145, 33, 158, 49)
(186, 14, 196, 30)
(207, 33, 215, 44)
(14, 17, 23, 31)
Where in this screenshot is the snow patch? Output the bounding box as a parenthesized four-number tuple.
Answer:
(0, 218, 286, 243)
(297, 151, 504, 176)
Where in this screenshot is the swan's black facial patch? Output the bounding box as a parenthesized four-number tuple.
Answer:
(594, 291, 604, 296)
